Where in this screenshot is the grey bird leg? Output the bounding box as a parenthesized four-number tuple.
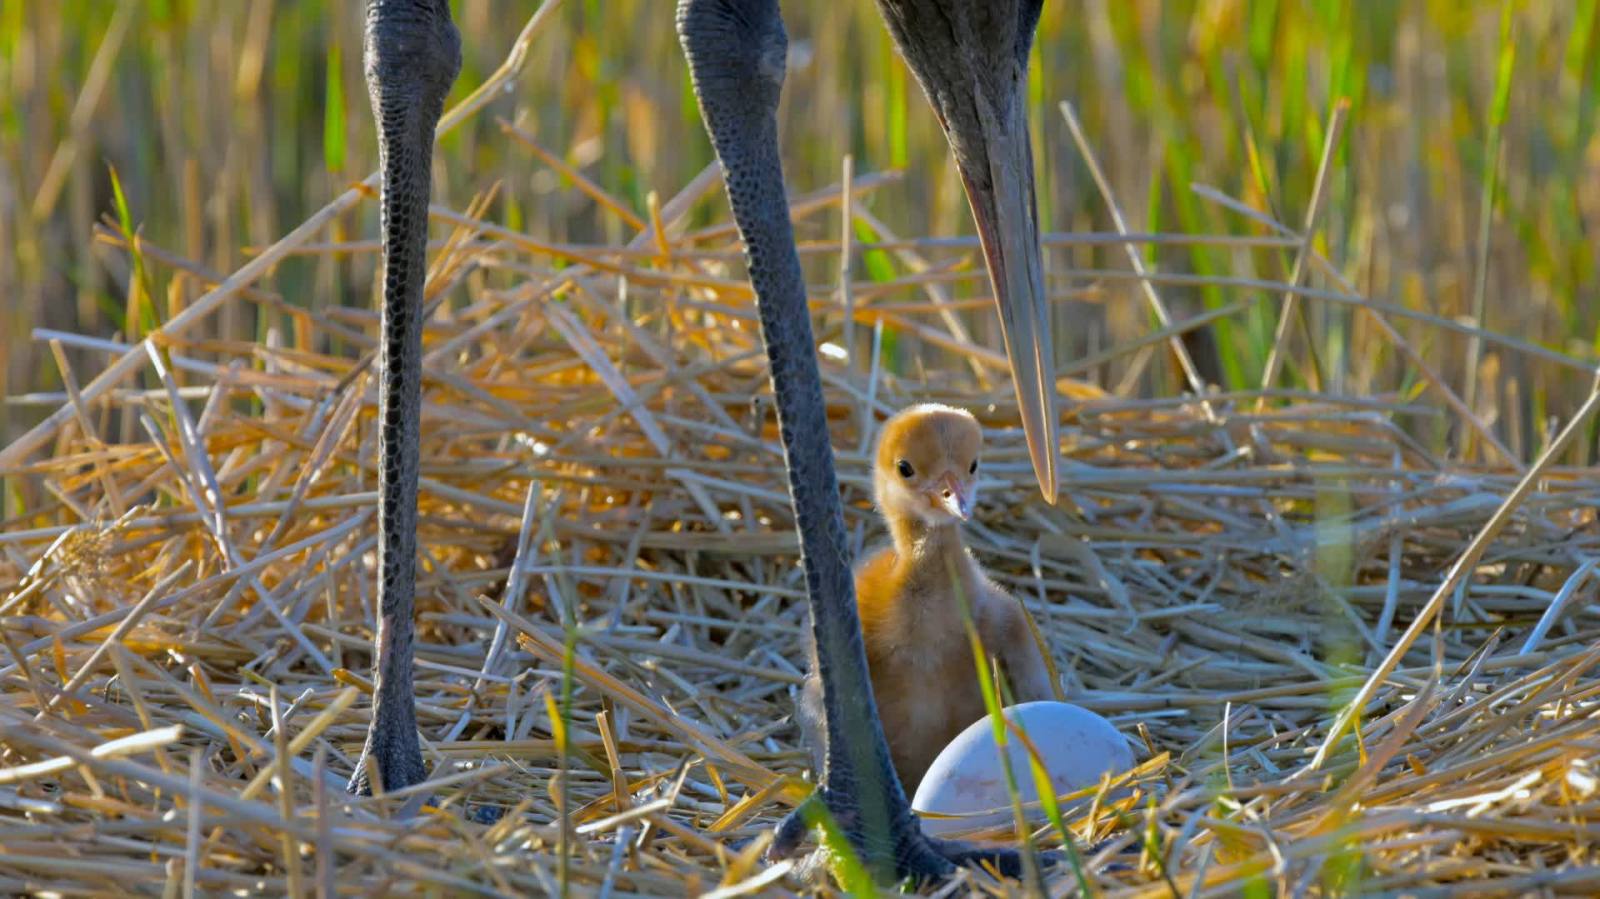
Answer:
(677, 0, 1023, 884)
(349, 0, 461, 797)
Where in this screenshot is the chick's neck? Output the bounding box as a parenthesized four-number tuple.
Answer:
(886, 504, 967, 576)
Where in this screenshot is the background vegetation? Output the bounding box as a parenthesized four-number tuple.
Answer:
(3, 0, 1598, 461)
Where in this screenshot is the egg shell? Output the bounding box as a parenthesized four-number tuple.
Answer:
(911, 701, 1133, 837)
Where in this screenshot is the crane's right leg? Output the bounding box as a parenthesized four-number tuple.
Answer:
(349, 0, 461, 797)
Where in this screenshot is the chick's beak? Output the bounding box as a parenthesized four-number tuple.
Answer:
(928, 472, 973, 521)
(951, 82, 1059, 504)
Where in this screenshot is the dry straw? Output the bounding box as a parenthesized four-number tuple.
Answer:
(5, 3, 1600, 896)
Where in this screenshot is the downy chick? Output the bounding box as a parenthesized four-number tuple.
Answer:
(798, 403, 1054, 793)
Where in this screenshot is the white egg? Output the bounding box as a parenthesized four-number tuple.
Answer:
(911, 701, 1133, 837)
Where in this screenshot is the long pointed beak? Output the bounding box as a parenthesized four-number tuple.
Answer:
(953, 87, 1059, 504)
(929, 473, 973, 521)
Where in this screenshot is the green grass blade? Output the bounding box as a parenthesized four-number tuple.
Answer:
(323, 38, 346, 172)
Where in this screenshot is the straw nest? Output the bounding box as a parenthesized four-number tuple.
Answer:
(7, 11, 1600, 899)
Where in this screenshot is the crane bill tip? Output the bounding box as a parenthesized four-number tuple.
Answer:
(1038, 479, 1059, 505)
(1015, 393, 1059, 505)
(1026, 445, 1059, 505)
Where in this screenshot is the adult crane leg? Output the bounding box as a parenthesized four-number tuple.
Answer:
(349, 0, 461, 796)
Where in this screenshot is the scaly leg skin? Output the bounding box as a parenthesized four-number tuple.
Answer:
(350, 0, 461, 797)
(676, 0, 1029, 885)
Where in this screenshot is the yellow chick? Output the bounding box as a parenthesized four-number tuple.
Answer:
(799, 403, 1054, 792)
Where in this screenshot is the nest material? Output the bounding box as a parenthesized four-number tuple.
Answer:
(6, 11, 1600, 898)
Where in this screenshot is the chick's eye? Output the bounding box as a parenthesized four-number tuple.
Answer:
(896, 460, 915, 479)
(969, 459, 978, 474)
